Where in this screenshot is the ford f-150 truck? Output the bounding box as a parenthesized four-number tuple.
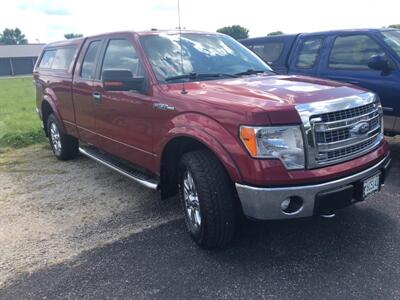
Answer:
(241, 29, 400, 135)
(34, 30, 391, 249)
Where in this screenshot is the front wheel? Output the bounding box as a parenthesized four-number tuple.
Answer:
(47, 113, 78, 160)
(179, 150, 238, 249)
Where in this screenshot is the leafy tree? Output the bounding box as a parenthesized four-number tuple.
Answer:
(0, 28, 28, 45)
(388, 24, 400, 29)
(267, 31, 284, 36)
(217, 25, 249, 40)
(64, 33, 83, 39)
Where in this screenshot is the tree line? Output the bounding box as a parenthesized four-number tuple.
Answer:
(0, 28, 83, 44)
(1, 24, 399, 44)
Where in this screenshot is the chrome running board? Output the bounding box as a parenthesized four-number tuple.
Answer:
(79, 146, 159, 190)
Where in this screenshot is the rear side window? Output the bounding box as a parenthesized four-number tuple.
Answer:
(39, 50, 56, 69)
(253, 42, 284, 63)
(100, 39, 144, 77)
(81, 41, 101, 79)
(329, 35, 385, 69)
(52, 47, 76, 70)
(295, 38, 322, 68)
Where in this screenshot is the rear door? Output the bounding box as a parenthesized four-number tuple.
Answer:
(92, 34, 157, 171)
(288, 35, 325, 77)
(250, 41, 286, 72)
(72, 38, 104, 145)
(317, 33, 400, 116)
(48, 46, 78, 136)
(243, 36, 297, 74)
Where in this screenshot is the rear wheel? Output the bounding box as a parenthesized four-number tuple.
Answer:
(179, 150, 238, 249)
(47, 113, 78, 160)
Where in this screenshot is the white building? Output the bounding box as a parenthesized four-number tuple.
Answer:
(0, 44, 45, 76)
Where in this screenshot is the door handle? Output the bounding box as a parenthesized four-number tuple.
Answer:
(92, 92, 102, 103)
(153, 103, 175, 111)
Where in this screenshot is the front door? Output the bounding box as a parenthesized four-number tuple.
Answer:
(93, 36, 156, 171)
(317, 33, 400, 118)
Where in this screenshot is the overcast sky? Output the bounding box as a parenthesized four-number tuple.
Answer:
(1, 0, 399, 43)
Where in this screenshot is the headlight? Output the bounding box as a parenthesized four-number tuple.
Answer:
(239, 125, 305, 170)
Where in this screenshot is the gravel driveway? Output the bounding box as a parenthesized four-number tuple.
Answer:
(0, 144, 181, 288)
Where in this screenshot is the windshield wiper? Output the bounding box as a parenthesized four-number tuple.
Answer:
(234, 69, 273, 76)
(165, 72, 238, 82)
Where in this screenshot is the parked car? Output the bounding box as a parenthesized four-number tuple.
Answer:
(34, 30, 391, 249)
(241, 29, 400, 135)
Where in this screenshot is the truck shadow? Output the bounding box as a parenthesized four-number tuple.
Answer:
(231, 205, 395, 255)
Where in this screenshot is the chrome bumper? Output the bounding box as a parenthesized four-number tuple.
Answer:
(235, 154, 391, 220)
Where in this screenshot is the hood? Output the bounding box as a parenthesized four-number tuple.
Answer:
(159, 75, 368, 125)
(160, 75, 367, 109)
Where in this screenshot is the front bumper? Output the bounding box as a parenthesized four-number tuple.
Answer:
(235, 154, 391, 220)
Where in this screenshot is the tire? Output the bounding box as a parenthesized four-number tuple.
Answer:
(47, 113, 78, 160)
(179, 150, 238, 249)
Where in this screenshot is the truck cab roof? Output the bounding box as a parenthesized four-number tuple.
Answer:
(241, 28, 398, 44)
(300, 28, 398, 37)
(44, 30, 220, 49)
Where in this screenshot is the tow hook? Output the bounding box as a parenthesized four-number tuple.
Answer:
(320, 213, 336, 218)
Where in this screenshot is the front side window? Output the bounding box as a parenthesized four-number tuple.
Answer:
(101, 39, 144, 77)
(253, 42, 284, 63)
(295, 38, 322, 69)
(329, 35, 385, 69)
(140, 33, 273, 83)
(39, 50, 56, 69)
(381, 30, 400, 57)
(81, 40, 101, 79)
(52, 47, 76, 70)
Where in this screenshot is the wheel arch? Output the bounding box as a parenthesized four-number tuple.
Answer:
(41, 95, 65, 136)
(159, 129, 242, 199)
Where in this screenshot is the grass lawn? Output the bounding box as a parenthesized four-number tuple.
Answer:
(0, 77, 46, 151)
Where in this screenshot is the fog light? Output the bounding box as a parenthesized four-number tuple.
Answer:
(281, 196, 303, 214)
(281, 198, 291, 211)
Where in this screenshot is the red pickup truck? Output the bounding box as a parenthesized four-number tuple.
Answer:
(34, 30, 391, 249)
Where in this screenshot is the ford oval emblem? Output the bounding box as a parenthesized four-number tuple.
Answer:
(350, 122, 370, 136)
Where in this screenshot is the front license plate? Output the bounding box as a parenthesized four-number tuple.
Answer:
(363, 173, 380, 199)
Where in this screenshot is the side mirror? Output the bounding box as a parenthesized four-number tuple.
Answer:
(102, 69, 145, 91)
(368, 55, 391, 72)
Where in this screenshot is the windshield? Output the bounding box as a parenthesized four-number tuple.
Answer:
(381, 30, 400, 57)
(139, 33, 273, 83)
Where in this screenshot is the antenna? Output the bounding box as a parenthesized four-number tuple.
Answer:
(177, 0, 187, 94)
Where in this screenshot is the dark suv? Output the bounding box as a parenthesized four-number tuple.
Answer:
(241, 29, 400, 135)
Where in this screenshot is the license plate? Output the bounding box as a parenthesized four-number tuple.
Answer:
(363, 173, 380, 199)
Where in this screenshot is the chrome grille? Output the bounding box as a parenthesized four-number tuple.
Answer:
(296, 93, 384, 169)
(314, 107, 380, 144)
(319, 103, 375, 122)
(319, 134, 378, 162)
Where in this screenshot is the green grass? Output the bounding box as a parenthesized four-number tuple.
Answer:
(0, 77, 46, 150)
